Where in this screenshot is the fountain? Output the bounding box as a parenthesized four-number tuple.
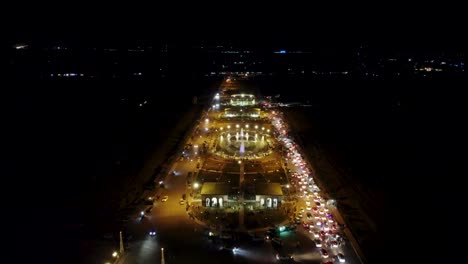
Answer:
(216, 128, 271, 159)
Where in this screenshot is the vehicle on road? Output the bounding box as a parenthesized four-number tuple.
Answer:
(220, 232, 233, 240)
(272, 238, 283, 246)
(320, 249, 329, 258)
(276, 253, 293, 262)
(161, 196, 169, 202)
(149, 229, 156, 236)
(337, 253, 346, 262)
(314, 239, 322, 247)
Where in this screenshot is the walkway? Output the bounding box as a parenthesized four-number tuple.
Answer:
(238, 161, 245, 230)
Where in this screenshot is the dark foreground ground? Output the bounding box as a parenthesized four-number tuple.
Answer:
(4, 79, 217, 263)
(251, 77, 465, 263)
(3, 76, 463, 263)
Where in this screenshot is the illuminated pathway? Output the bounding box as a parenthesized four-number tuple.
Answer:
(238, 161, 245, 230)
(118, 78, 365, 264)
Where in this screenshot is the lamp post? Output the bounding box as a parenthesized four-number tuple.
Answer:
(119, 231, 124, 254)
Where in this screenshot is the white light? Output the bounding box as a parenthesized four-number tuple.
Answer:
(236, 124, 239, 128)
(227, 125, 231, 129)
(205, 118, 209, 122)
(245, 124, 249, 128)
(112, 252, 118, 258)
(140, 211, 144, 216)
(255, 125, 258, 129)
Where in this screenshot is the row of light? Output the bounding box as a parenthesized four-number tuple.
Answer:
(218, 124, 269, 132)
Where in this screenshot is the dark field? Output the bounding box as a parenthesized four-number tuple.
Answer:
(249, 77, 464, 263)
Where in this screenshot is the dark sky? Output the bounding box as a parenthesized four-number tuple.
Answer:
(7, 2, 465, 52)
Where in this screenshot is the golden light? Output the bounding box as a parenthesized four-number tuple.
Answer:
(112, 252, 118, 258)
(255, 125, 258, 129)
(262, 127, 265, 130)
(245, 124, 249, 128)
(205, 118, 209, 122)
(227, 125, 231, 129)
(236, 124, 240, 128)
(220, 127, 223, 130)
(194, 182, 200, 189)
(267, 129, 270, 132)
(238, 160, 242, 164)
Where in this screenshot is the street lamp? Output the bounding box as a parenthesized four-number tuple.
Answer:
(194, 182, 200, 189)
(112, 251, 118, 258)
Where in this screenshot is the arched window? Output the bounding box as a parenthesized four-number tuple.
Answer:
(273, 198, 278, 208)
(260, 198, 265, 207)
(206, 198, 210, 207)
(219, 197, 223, 208)
(266, 198, 272, 208)
(211, 197, 218, 207)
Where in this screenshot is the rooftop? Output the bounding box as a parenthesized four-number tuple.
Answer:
(254, 183, 283, 196)
(200, 182, 234, 195)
